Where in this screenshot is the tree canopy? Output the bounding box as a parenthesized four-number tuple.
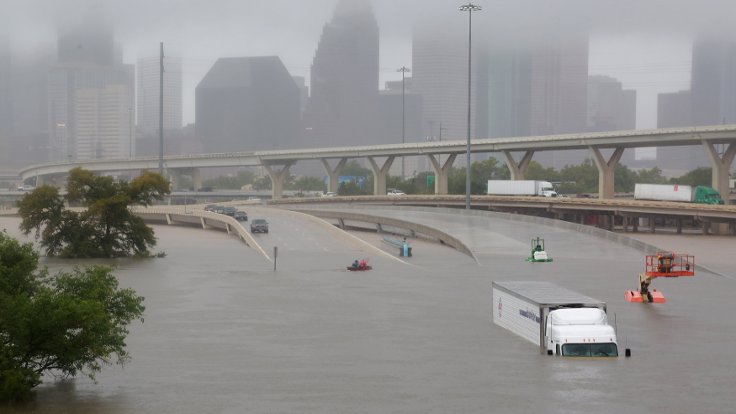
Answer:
(17, 168, 170, 258)
(0, 232, 145, 402)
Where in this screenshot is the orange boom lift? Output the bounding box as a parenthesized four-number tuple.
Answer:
(625, 252, 695, 303)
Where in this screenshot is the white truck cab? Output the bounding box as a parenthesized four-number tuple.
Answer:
(545, 308, 618, 357)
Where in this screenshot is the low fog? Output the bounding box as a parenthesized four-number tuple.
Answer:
(4, 0, 736, 126)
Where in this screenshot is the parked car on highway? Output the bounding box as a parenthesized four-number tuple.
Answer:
(221, 206, 237, 216)
(387, 188, 405, 196)
(250, 219, 269, 233)
(234, 211, 248, 221)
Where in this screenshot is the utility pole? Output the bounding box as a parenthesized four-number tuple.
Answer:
(398, 66, 411, 181)
(159, 42, 164, 175)
(129, 107, 133, 158)
(459, 3, 481, 210)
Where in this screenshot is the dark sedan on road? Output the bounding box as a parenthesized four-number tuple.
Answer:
(234, 211, 248, 221)
(221, 206, 237, 216)
(250, 219, 268, 233)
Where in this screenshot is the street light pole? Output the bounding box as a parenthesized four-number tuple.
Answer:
(459, 3, 480, 210)
(129, 107, 133, 159)
(397, 66, 411, 181)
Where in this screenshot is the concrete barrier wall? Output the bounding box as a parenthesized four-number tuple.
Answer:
(131, 206, 271, 261)
(284, 207, 477, 261)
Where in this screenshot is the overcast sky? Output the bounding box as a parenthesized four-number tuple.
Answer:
(5, 0, 736, 129)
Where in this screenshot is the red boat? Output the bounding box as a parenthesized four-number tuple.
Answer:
(346, 265, 372, 271)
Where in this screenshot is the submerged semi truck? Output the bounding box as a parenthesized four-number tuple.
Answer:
(633, 183, 723, 205)
(492, 281, 625, 357)
(487, 180, 557, 197)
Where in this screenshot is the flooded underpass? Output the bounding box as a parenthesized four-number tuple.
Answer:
(2, 206, 736, 413)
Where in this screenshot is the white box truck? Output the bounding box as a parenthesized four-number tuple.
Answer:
(492, 281, 623, 357)
(633, 183, 723, 204)
(487, 180, 557, 197)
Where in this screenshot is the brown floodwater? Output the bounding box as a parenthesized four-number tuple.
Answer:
(2, 208, 735, 414)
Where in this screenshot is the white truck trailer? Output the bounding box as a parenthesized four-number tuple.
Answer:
(492, 281, 624, 357)
(633, 183, 723, 204)
(487, 180, 557, 197)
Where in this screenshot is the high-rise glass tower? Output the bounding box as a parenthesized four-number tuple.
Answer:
(137, 56, 183, 133)
(48, 7, 134, 161)
(691, 38, 736, 126)
(302, 0, 379, 148)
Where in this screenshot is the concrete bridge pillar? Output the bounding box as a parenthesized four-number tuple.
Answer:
(321, 158, 347, 193)
(426, 153, 456, 195)
(703, 141, 735, 204)
(503, 150, 535, 180)
(704, 141, 735, 234)
(263, 162, 293, 200)
(191, 168, 202, 191)
(367, 156, 395, 196)
(589, 146, 624, 200)
(168, 170, 181, 191)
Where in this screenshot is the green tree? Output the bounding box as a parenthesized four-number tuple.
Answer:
(0, 232, 145, 402)
(614, 164, 638, 192)
(447, 156, 510, 194)
(202, 170, 256, 190)
(341, 160, 372, 177)
(286, 176, 327, 192)
(525, 161, 557, 182)
(558, 158, 599, 194)
(17, 168, 170, 258)
(337, 181, 366, 195)
(672, 167, 712, 187)
(635, 166, 668, 185)
(251, 175, 272, 191)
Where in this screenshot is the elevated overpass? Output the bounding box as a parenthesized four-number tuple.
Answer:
(271, 194, 736, 235)
(17, 125, 736, 202)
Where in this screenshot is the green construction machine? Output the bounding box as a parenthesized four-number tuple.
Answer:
(526, 237, 553, 262)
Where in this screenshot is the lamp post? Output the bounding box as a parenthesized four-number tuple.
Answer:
(397, 66, 411, 181)
(459, 3, 481, 210)
(128, 107, 134, 159)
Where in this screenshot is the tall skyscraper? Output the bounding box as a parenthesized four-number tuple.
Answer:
(587, 75, 636, 132)
(650, 90, 696, 173)
(137, 56, 183, 133)
(657, 90, 692, 129)
(195, 56, 300, 153)
(649, 38, 736, 174)
(48, 7, 134, 161)
(302, 0, 379, 148)
(476, 48, 532, 139)
(0, 33, 11, 167)
(412, 23, 472, 142)
(48, 65, 135, 161)
(529, 38, 589, 137)
(691, 38, 736, 126)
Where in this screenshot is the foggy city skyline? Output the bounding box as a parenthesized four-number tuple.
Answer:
(5, 0, 735, 131)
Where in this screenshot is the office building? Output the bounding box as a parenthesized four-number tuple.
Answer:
(195, 56, 300, 153)
(657, 90, 692, 129)
(48, 6, 135, 162)
(412, 23, 472, 143)
(137, 56, 183, 134)
(48, 64, 135, 161)
(377, 86, 423, 176)
(302, 0, 379, 148)
(476, 49, 532, 139)
(0, 34, 11, 167)
(587, 75, 636, 132)
(691, 38, 736, 126)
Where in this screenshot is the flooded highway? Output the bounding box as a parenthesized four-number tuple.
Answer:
(2, 206, 736, 413)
